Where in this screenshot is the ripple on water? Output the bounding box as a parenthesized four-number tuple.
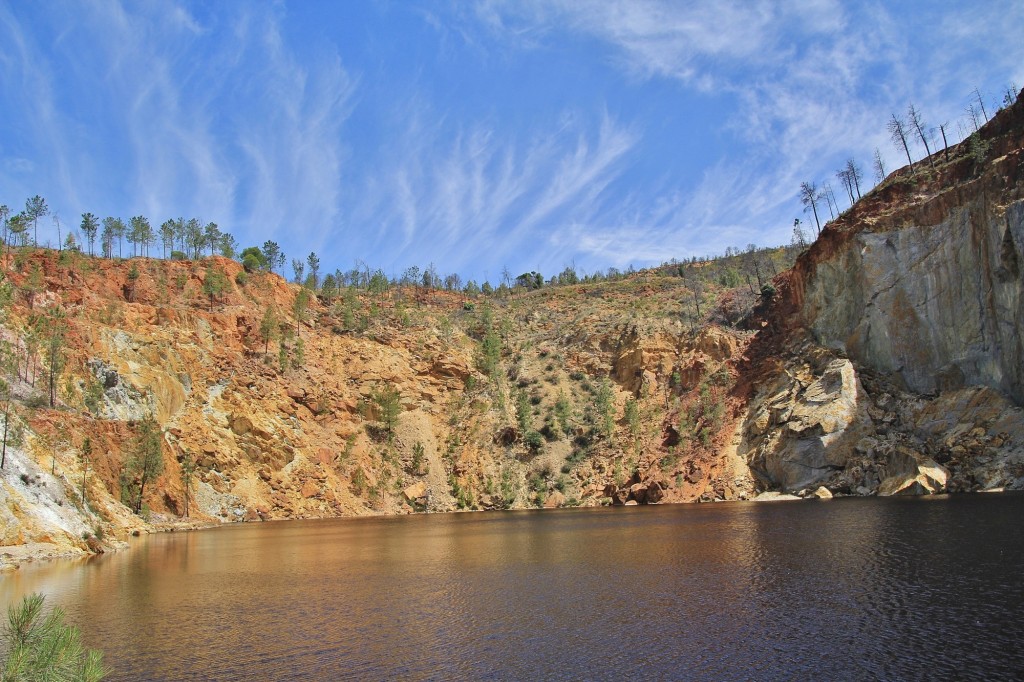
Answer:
(4, 496, 1024, 680)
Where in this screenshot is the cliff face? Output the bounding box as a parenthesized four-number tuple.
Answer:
(741, 90, 1024, 495)
(801, 156, 1023, 404)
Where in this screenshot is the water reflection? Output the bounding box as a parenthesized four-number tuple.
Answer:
(3, 495, 1024, 680)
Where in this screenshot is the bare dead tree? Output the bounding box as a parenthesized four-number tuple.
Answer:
(966, 103, 981, 133)
(823, 182, 839, 219)
(744, 244, 764, 290)
(799, 181, 822, 235)
(821, 185, 835, 220)
(836, 167, 855, 206)
(972, 87, 988, 122)
(907, 103, 934, 165)
(956, 120, 971, 144)
(938, 123, 951, 162)
(845, 158, 863, 200)
(872, 148, 887, 183)
(888, 113, 915, 174)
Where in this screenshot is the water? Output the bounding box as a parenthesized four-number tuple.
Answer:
(3, 494, 1024, 680)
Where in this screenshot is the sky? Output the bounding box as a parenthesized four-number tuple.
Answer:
(1, 1, 1022, 285)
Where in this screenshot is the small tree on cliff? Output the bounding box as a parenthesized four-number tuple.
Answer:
(372, 384, 401, 443)
(159, 219, 178, 259)
(8, 213, 28, 249)
(180, 452, 196, 518)
(872, 148, 887, 183)
(259, 306, 279, 358)
(845, 158, 863, 200)
(0, 272, 19, 470)
(22, 263, 43, 311)
(292, 287, 310, 338)
(0, 340, 19, 470)
(79, 436, 92, 507)
(121, 417, 164, 515)
(262, 240, 284, 274)
(202, 265, 228, 312)
(203, 222, 221, 257)
(594, 378, 615, 440)
(37, 305, 68, 408)
(306, 252, 320, 290)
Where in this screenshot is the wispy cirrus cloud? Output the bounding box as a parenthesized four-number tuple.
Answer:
(2, 1, 1021, 281)
(348, 106, 639, 279)
(469, 0, 841, 88)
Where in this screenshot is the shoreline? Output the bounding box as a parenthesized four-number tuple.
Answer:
(4, 488, 1019, 572)
(0, 518, 219, 573)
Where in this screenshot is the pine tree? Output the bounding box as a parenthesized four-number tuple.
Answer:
(24, 195, 48, 246)
(259, 307, 279, 357)
(122, 417, 164, 515)
(1, 593, 106, 681)
(202, 265, 228, 311)
(80, 213, 99, 256)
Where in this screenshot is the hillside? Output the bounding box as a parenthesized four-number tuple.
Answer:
(2, 92, 1023, 569)
(0, 241, 795, 564)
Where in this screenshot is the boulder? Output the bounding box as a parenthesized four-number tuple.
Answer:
(543, 490, 565, 508)
(300, 480, 320, 499)
(229, 414, 253, 436)
(744, 357, 870, 492)
(403, 481, 427, 502)
(878, 447, 948, 496)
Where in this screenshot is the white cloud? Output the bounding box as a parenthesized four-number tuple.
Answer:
(3, 0, 1022, 280)
(460, 0, 1024, 265)
(347, 106, 639, 277)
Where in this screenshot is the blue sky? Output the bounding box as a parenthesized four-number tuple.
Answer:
(1, 1, 1022, 284)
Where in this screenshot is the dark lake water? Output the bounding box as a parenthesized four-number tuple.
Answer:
(3, 494, 1024, 680)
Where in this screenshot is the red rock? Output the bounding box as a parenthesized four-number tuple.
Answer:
(300, 480, 320, 498)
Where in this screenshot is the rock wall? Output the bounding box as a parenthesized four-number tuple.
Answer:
(802, 197, 1024, 404)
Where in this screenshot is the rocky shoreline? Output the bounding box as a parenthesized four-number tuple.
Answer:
(0, 518, 217, 572)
